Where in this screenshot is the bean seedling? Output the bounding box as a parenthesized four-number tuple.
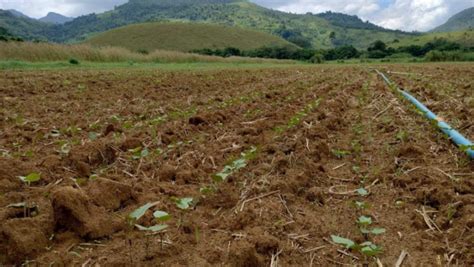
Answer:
(18, 172, 41, 217)
(212, 147, 257, 183)
(19, 172, 41, 186)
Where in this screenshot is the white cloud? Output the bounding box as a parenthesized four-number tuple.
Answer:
(0, 0, 127, 18)
(0, 0, 472, 31)
(371, 0, 452, 31)
(263, 0, 473, 31)
(276, 0, 381, 17)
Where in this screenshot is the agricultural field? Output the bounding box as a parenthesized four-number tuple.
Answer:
(0, 63, 473, 266)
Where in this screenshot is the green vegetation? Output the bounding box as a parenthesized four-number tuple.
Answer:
(0, 42, 295, 64)
(0, 10, 49, 41)
(127, 202, 169, 233)
(212, 147, 257, 182)
(391, 30, 474, 48)
(432, 7, 474, 32)
(172, 197, 194, 210)
(85, 22, 297, 52)
(18, 172, 41, 185)
(0, 26, 24, 42)
(194, 37, 473, 62)
(0, 0, 415, 49)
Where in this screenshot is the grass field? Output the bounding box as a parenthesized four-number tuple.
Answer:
(84, 22, 298, 52)
(0, 42, 296, 65)
(391, 30, 474, 48)
(0, 63, 473, 266)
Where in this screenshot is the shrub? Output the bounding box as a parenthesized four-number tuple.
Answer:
(137, 49, 149, 55)
(425, 50, 474, 62)
(310, 53, 324, 64)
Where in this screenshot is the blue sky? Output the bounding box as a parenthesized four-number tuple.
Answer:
(0, 0, 472, 31)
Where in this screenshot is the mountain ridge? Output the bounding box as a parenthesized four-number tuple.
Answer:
(432, 7, 474, 32)
(39, 12, 74, 24)
(1, 0, 417, 48)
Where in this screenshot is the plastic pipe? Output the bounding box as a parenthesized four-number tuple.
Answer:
(375, 70, 474, 159)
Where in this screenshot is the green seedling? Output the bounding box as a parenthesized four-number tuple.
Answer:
(172, 197, 194, 210)
(127, 201, 159, 225)
(331, 235, 383, 257)
(359, 242, 383, 256)
(153, 211, 171, 222)
(331, 235, 356, 249)
(213, 147, 257, 183)
(356, 188, 369, 196)
(357, 216, 386, 235)
(332, 149, 351, 159)
(19, 172, 41, 185)
(129, 147, 149, 160)
(357, 215, 372, 226)
(88, 132, 98, 141)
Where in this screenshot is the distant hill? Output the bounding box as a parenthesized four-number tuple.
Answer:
(0, 0, 416, 49)
(85, 22, 297, 52)
(390, 30, 474, 48)
(39, 12, 74, 24)
(432, 7, 474, 32)
(0, 10, 50, 40)
(7, 9, 30, 19)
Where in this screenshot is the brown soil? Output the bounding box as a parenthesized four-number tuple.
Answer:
(0, 64, 473, 266)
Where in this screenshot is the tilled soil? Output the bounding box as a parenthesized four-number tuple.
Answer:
(0, 64, 473, 266)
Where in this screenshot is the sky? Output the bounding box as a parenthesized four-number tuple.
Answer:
(0, 0, 472, 31)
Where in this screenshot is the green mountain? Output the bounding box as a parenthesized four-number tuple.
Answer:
(0, 0, 416, 49)
(7, 9, 30, 19)
(392, 30, 474, 48)
(432, 7, 474, 32)
(39, 12, 74, 24)
(85, 22, 298, 52)
(0, 10, 50, 40)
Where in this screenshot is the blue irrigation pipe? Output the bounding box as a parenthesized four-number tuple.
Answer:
(375, 69, 474, 159)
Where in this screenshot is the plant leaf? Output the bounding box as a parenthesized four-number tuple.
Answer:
(360, 244, 382, 256)
(135, 224, 168, 232)
(356, 188, 369, 196)
(331, 235, 356, 249)
(371, 228, 386, 235)
(357, 215, 372, 226)
(128, 202, 159, 222)
(153, 211, 171, 222)
(19, 172, 41, 183)
(175, 197, 193, 210)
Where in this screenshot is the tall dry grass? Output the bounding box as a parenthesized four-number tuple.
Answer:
(0, 42, 294, 64)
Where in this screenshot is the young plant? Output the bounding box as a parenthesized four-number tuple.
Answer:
(332, 149, 351, 159)
(172, 197, 194, 210)
(129, 147, 149, 160)
(357, 215, 385, 235)
(127, 201, 159, 226)
(171, 197, 194, 229)
(19, 172, 41, 186)
(212, 147, 257, 183)
(331, 235, 383, 257)
(18, 172, 41, 217)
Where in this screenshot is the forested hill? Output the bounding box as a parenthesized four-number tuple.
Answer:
(0, 0, 416, 49)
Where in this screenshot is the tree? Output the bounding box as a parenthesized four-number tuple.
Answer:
(368, 40, 387, 52)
